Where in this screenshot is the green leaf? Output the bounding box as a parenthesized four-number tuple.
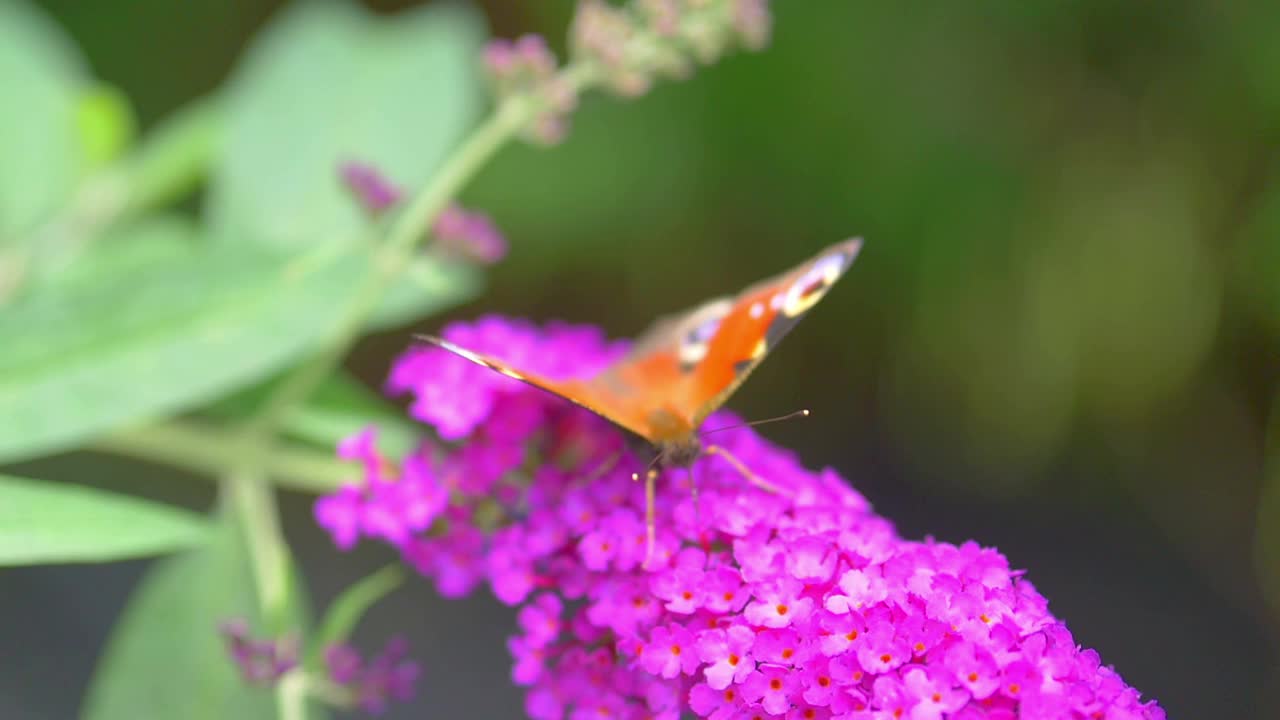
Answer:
(0, 216, 478, 463)
(81, 509, 319, 720)
(0, 473, 208, 565)
(209, 371, 423, 459)
(75, 84, 137, 170)
(0, 0, 90, 242)
(310, 564, 403, 664)
(208, 0, 485, 250)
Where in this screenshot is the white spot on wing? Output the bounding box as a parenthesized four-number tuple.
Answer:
(677, 299, 733, 369)
(749, 301, 764, 319)
(782, 252, 848, 317)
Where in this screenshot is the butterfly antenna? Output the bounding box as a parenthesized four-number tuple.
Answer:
(700, 409, 810, 436)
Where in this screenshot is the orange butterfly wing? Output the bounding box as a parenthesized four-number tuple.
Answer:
(418, 238, 863, 445)
(410, 335, 659, 440)
(599, 238, 863, 434)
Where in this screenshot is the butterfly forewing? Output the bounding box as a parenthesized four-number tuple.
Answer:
(587, 238, 863, 430)
(419, 237, 863, 446)
(412, 335, 658, 438)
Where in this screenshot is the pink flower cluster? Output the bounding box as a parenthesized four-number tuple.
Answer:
(315, 316, 1165, 720)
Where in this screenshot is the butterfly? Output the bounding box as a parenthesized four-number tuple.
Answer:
(418, 238, 863, 474)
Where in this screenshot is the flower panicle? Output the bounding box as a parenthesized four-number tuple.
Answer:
(572, 0, 774, 96)
(314, 315, 1166, 720)
(485, 0, 774, 144)
(218, 619, 420, 717)
(325, 638, 421, 716)
(482, 34, 578, 145)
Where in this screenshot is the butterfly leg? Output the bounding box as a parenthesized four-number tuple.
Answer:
(642, 468, 658, 569)
(688, 465, 702, 526)
(574, 449, 622, 488)
(705, 444, 794, 497)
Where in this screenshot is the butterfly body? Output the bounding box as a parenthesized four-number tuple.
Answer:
(419, 238, 863, 467)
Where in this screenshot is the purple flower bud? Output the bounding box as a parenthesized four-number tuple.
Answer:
(432, 203, 508, 265)
(325, 638, 421, 716)
(514, 34, 556, 77)
(482, 39, 518, 77)
(730, 0, 772, 51)
(483, 34, 557, 85)
(572, 0, 632, 69)
(316, 316, 1165, 720)
(219, 618, 298, 686)
(339, 161, 403, 214)
(640, 0, 682, 37)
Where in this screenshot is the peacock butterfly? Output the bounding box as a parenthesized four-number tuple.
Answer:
(417, 238, 863, 472)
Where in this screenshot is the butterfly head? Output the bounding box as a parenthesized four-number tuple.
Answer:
(642, 407, 704, 468)
(655, 435, 704, 468)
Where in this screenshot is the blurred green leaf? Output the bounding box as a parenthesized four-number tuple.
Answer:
(82, 509, 318, 720)
(75, 85, 137, 170)
(0, 473, 208, 565)
(0, 216, 478, 463)
(310, 564, 403, 663)
(208, 371, 422, 459)
(0, 0, 89, 242)
(208, 0, 485, 250)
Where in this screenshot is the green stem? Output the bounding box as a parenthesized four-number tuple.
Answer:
(277, 671, 311, 720)
(93, 421, 350, 493)
(223, 466, 299, 720)
(225, 467, 290, 625)
(220, 97, 531, 720)
(243, 96, 531, 441)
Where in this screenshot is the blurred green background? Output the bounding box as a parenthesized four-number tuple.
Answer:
(4, 0, 1279, 718)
